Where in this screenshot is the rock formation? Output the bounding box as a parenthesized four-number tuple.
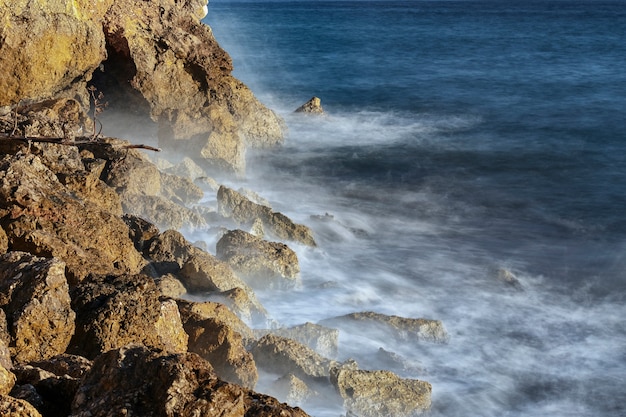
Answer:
(295, 97, 324, 114)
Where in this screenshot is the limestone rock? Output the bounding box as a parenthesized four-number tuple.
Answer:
(179, 250, 251, 293)
(181, 313, 258, 388)
(0, 364, 15, 395)
(257, 322, 339, 359)
(100, 0, 284, 174)
(68, 274, 166, 360)
(0, 252, 75, 364)
(176, 299, 255, 343)
(0, 153, 145, 285)
(122, 214, 161, 253)
(154, 274, 187, 298)
(164, 157, 208, 181)
(218, 186, 316, 247)
(154, 299, 188, 354)
(295, 97, 324, 114)
(330, 367, 432, 417)
(268, 373, 317, 407)
(216, 229, 300, 290)
(251, 334, 331, 383)
(122, 193, 208, 231)
(0, 0, 109, 106)
(320, 311, 449, 344)
(160, 171, 204, 205)
(70, 345, 311, 417)
(0, 394, 42, 417)
(206, 287, 270, 327)
(143, 229, 197, 275)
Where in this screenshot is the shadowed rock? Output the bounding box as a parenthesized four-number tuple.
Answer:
(70, 345, 311, 417)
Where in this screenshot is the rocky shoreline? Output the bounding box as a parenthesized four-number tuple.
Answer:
(0, 1, 443, 416)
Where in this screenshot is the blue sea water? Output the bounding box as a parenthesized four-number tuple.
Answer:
(203, 1, 626, 416)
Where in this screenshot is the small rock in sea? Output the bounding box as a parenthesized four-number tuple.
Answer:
(295, 97, 324, 114)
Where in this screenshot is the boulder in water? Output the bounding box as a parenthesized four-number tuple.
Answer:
(295, 97, 324, 114)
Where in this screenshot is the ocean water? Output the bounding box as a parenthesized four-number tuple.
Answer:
(203, 1, 626, 416)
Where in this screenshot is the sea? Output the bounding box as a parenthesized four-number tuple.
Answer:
(202, 1, 626, 416)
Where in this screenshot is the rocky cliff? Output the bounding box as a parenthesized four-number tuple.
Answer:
(0, 0, 284, 174)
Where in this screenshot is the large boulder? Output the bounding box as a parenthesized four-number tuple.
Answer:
(68, 274, 170, 359)
(0, 152, 145, 285)
(0, 394, 42, 417)
(216, 229, 300, 290)
(0, 0, 110, 107)
(0, 252, 75, 363)
(176, 299, 255, 343)
(70, 345, 311, 417)
(218, 186, 316, 247)
(330, 366, 432, 417)
(100, 0, 284, 174)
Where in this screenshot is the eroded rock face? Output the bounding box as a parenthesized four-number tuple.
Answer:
(0, 252, 75, 364)
(218, 186, 316, 247)
(70, 345, 310, 417)
(330, 367, 432, 417)
(100, 0, 284, 174)
(216, 229, 300, 290)
(0, 0, 110, 107)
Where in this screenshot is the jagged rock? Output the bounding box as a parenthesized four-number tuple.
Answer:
(218, 186, 316, 247)
(143, 229, 197, 275)
(154, 274, 187, 298)
(257, 322, 339, 359)
(68, 274, 168, 360)
(122, 193, 208, 231)
(330, 367, 432, 417)
(179, 250, 252, 293)
(0, 364, 15, 395)
(320, 311, 449, 344)
(268, 373, 317, 407)
(100, 0, 284, 175)
(0, 0, 109, 107)
(11, 363, 80, 417)
(0, 226, 7, 255)
(160, 171, 204, 205)
(206, 287, 270, 327)
(155, 299, 188, 354)
(0, 394, 43, 417)
(176, 300, 255, 343)
(180, 313, 258, 388)
(496, 268, 524, 290)
(164, 157, 207, 181)
(122, 213, 161, 253)
(70, 345, 310, 417)
(29, 355, 92, 380)
(0, 252, 75, 364)
(251, 334, 331, 383)
(295, 97, 324, 114)
(57, 170, 122, 216)
(0, 152, 145, 285)
(216, 229, 300, 290)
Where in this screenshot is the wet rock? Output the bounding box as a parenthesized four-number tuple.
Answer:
(0, 153, 145, 285)
(70, 345, 310, 417)
(206, 287, 270, 327)
(218, 186, 316, 247)
(330, 366, 432, 417)
(496, 268, 524, 290)
(257, 322, 339, 359)
(251, 334, 332, 383)
(68, 273, 167, 360)
(216, 229, 301, 290)
(320, 311, 449, 344)
(0, 252, 75, 364)
(101, 0, 284, 175)
(176, 299, 255, 343)
(295, 97, 324, 114)
(0, 364, 15, 395)
(0, 394, 42, 417)
(181, 313, 258, 388)
(268, 373, 317, 407)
